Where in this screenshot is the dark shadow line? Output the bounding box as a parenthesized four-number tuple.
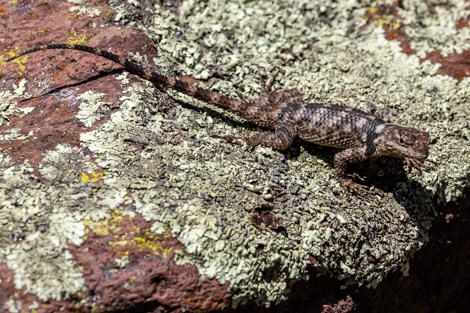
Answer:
(18, 68, 126, 103)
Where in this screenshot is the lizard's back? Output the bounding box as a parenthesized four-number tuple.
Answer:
(279, 103, 384, 149)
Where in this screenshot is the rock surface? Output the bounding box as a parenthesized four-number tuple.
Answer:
(0, 0, 468, 312)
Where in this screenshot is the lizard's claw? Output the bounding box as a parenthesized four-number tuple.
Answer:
(405, 158, 434, 173)
(235, 90, 249, 103)
(405, 158, 421, 173)
(339, 178, 371, 197)
(244, 136, 261, 152)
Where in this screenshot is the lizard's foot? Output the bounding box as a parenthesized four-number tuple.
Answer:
(405, 158, 434, 173)
(244, 135, 262, 151)
(244, 124, 297, 152)
(339, 178, 370, 197)
(211, 134, 240, 145)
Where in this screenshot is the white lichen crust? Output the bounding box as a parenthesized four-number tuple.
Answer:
(0, 148, 88, 301)
(1, 0, 469, 308)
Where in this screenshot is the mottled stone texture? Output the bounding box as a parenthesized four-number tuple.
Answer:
(228, 189, 470, 313)
(0, 1, 231, 312)
(0, 0, 469, 313)
(69, 212, 231, 313)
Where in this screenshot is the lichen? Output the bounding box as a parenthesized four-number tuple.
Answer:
(398, 0, 470, 57)
(0, 148, 85, 300)
(0, 79, 32, 128)
(67, 0, 102, 17)
(104, 0, 468, 305)
(76, 90, 109, 127)
(1, 51, 29, 75)
(82, 209, 173, 259)
(1, 0, 468, 308)
(66, 32, 88, 45)
(0, 144, 122, 300)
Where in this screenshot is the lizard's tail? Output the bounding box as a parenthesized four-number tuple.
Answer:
(6, 44, 249, 116)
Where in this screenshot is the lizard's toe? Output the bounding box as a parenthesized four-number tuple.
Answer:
(244, 136, 261, 151)
(404, 158, 434, 174)
(339, 178, 371, 197)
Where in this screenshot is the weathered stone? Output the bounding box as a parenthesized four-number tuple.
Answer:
(0, 0, 468, 312)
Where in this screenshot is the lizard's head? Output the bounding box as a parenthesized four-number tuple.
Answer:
(381, 125, 430, 160)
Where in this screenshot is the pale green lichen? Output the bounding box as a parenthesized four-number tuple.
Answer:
(0, 128, 33, 141)
(76, 90, 110, 127)
(398, 0, 470, 57)
(0, 79, 32, 127)
(67, 0, 102, 17)
(1, 0, 469, 308)
(105, 0, 467, 305)
(0, 145, 122, 300)
(0, 155, 83, 300)
(6, 297, 20, 313)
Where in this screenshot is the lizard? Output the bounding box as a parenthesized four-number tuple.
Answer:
(5, 44, 431, 195)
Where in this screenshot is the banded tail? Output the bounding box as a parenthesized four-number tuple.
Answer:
(6, 44, 251, 118)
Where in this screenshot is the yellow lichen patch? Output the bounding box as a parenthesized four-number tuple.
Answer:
(376, 17, 401, 30)
(9, 0, 18, 4)
(108, 227, 173, 259)
(133, 233, 173, 258)
(1, 50, 28, 74)
(163, 227, 172, 239)
(66, 32, 88, 45)
(83, 219, 110, 236)
(391, 22, 401, 30)
(82, 209, 124, 236)
(79, 170, 107, 183)
(363, 9, 401, 30)
(82, 210, 172, 259)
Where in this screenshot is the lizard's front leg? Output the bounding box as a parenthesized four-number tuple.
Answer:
(334, 147, 370, 195)
(245, 123, 297, 151)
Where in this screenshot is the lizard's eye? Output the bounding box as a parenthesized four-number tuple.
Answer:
(399, 135, 411, 147)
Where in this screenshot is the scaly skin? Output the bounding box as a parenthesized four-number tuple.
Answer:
(6, 44, 431, 194)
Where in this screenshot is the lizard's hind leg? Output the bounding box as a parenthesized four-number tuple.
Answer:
(334, 147, 371, 195)
(245, 123, 297, 151)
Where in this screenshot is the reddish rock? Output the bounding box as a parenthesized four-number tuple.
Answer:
(363, 1, 470, 81)
(322, 296, 356, 313)
(0, 1, 232, 312)
(0, 211, 232, 313)
(1, 23, 157, 166)
(67, 212, 231, 313)
(362, 2, 417, 55)
(423, 50, 470, 82)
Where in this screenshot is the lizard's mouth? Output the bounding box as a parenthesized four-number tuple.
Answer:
(415, 150, 429, 160)
(410, 139, 429, 161)
(397, 148, 428, 160)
